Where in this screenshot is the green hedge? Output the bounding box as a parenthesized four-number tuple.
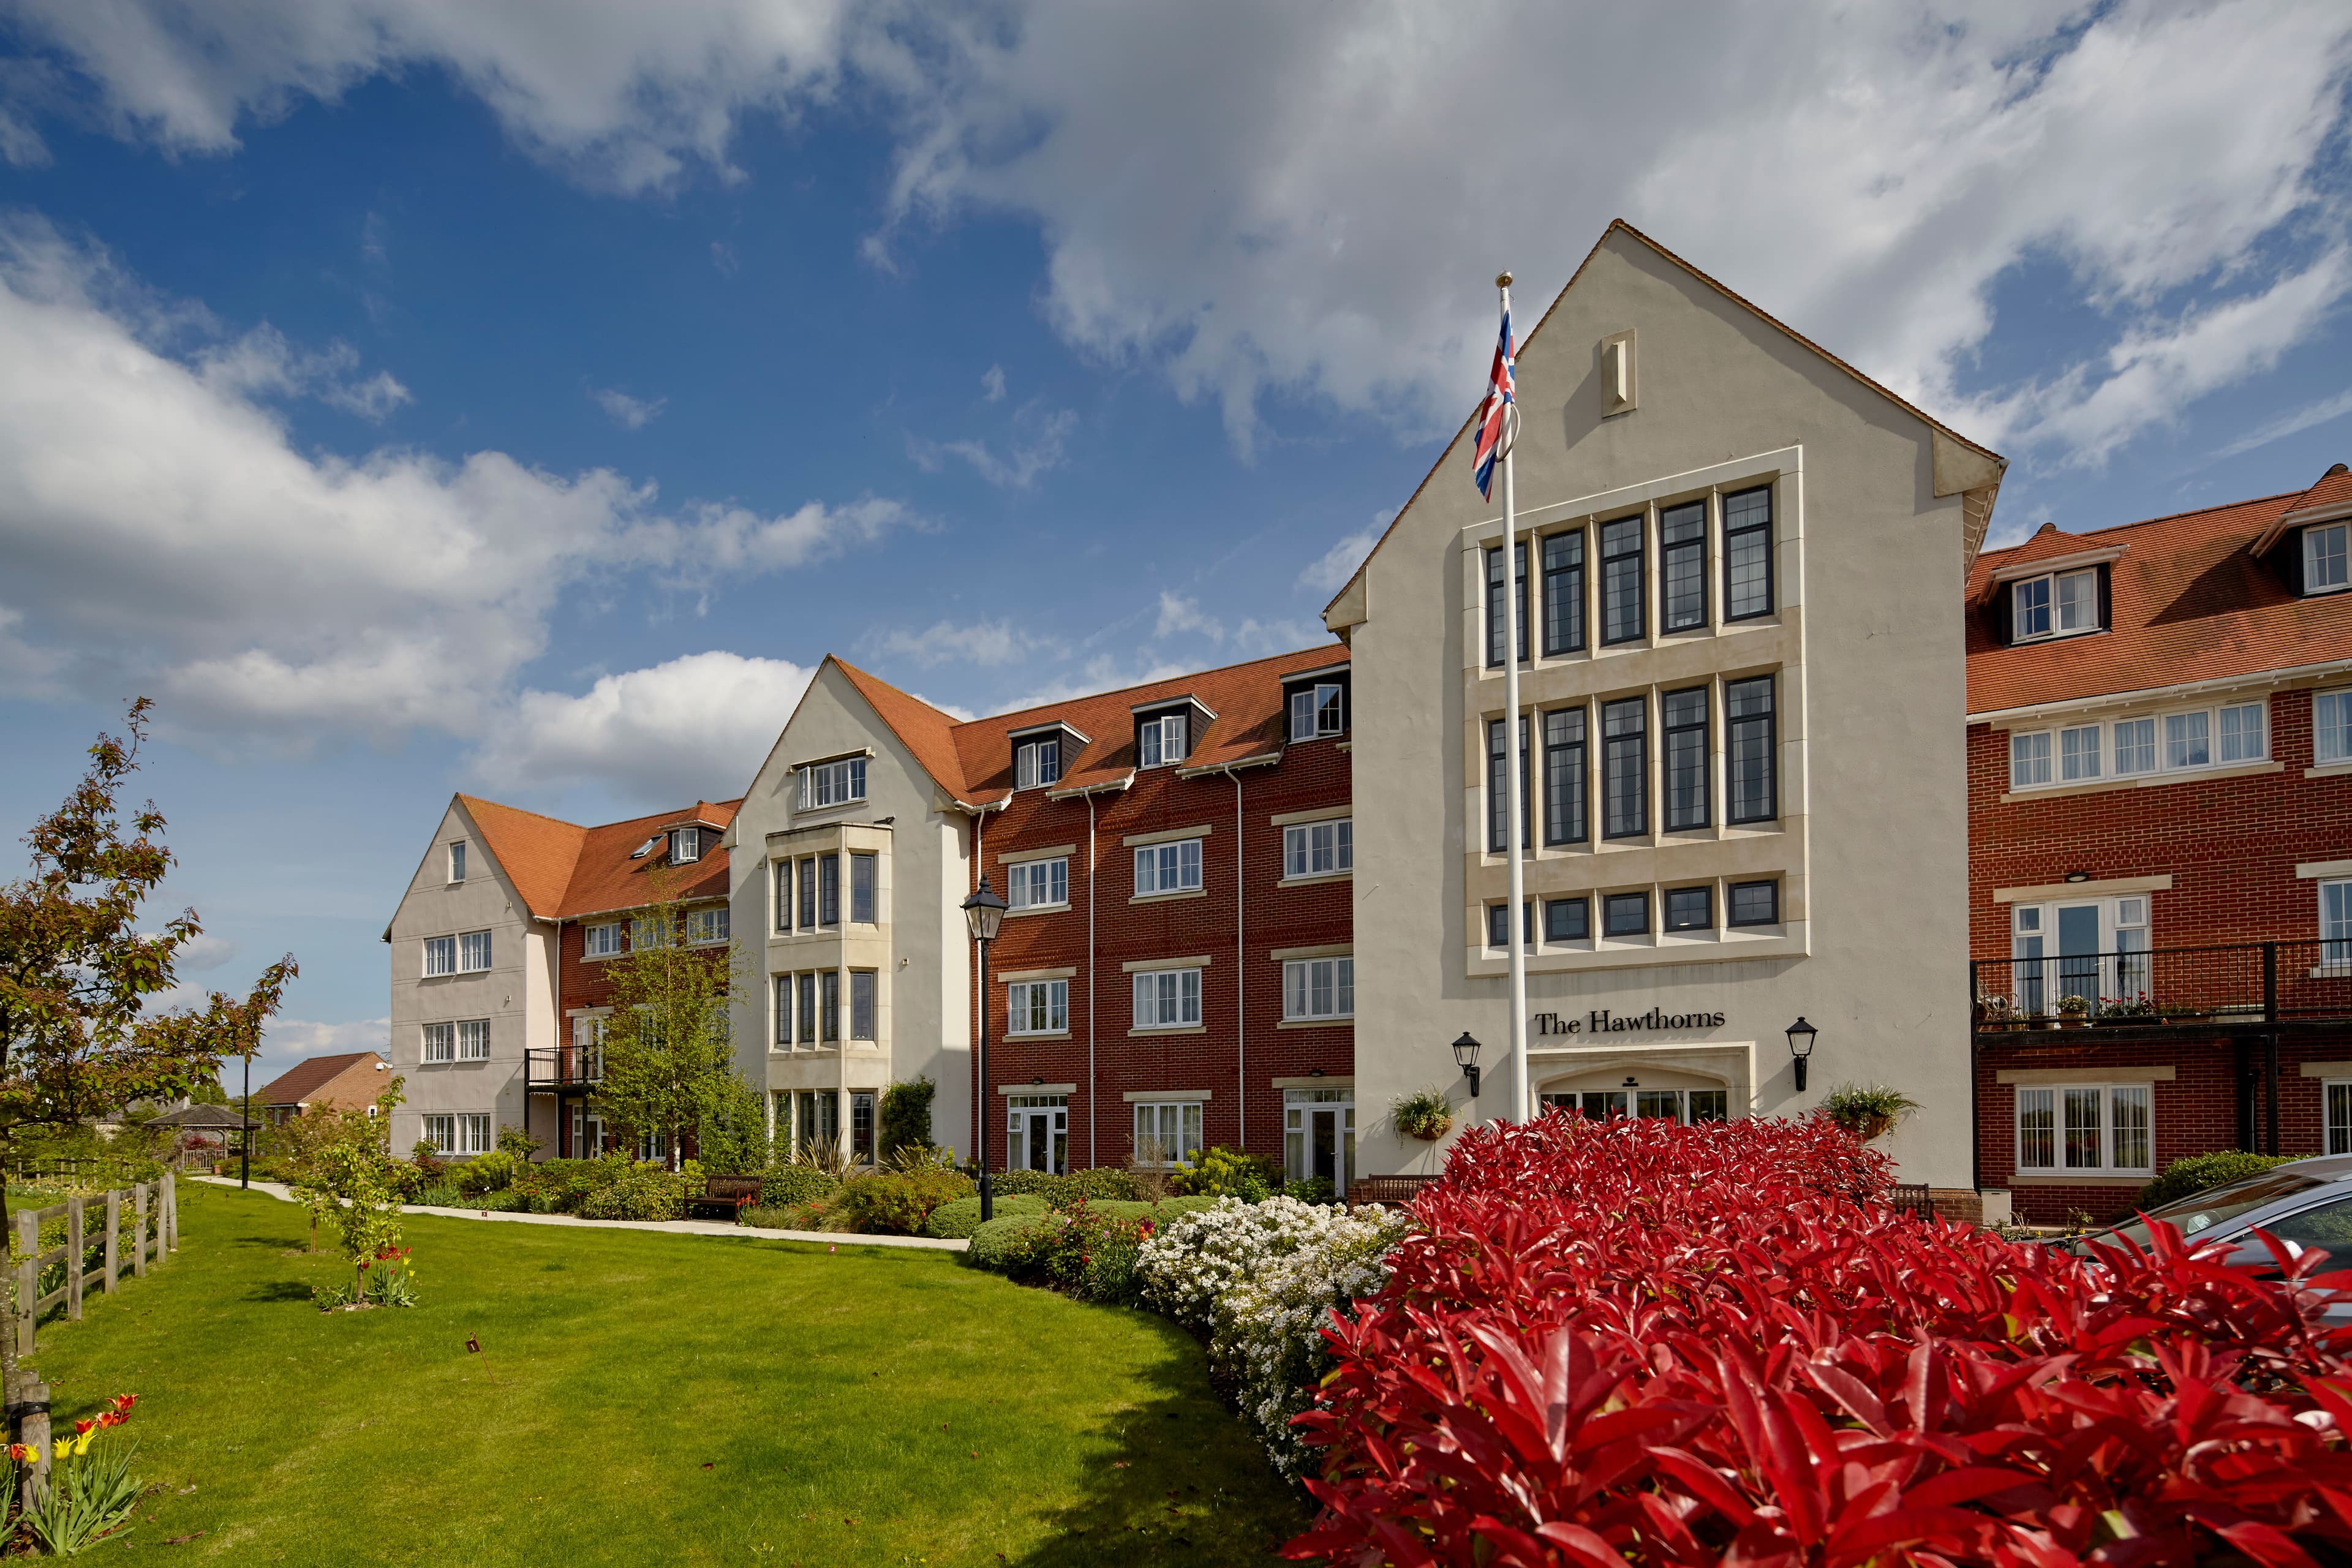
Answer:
(834, 1168, 973, 1235)
(925, 1193, 1047, 1238)
(968, 1212, 1065, 1272)
(990, 1167, 1144, 1204)
(1071, 1197, 1221, 1225)
(760, 1164, 842, 1208)
(2135, 1150, 2310, 1210)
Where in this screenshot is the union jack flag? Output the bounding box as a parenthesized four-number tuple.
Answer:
(1471, 303, 1514, 500)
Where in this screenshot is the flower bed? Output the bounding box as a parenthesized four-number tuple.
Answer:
(1285, 1113, 2352, 1566)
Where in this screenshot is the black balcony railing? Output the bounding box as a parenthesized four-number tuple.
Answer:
(525, 1046, 603, 1089)
(1970, 940, 2352, 1031)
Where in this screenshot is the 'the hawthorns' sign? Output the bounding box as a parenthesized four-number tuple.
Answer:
(1534, 1008, 1726, 1036)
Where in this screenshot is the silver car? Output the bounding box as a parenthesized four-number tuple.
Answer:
(2088, 1154, 2352, 1303)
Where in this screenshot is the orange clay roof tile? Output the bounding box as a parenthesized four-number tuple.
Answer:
(454, 793, 740, 921)
(255, 1052, 386, 1107)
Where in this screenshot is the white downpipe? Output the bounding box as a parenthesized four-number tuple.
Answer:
(1223, 763, 1245, 1161)
(1501, 276, 1529, 1128)
(1085, 789, 1098, 1171)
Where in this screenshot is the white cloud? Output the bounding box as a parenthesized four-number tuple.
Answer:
(470, 650, 816, 803)
(865, 617, 1052, 669)
(1233, 616, 1321, 656)
(596, 386, 666, 429)
(909, 400, 1077, 489)
(0, 219, 908, 750)
(1297, 514, 1390, 595)
(710, 240, 741, 277)
(1153, 590, 1220, 643)
(985, 654, 1197, 718)
(979, 363, 1005, 402)
(2212, 388, 2352, 464)
(167, 931, 242, 973)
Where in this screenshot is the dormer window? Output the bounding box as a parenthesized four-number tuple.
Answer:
(1139, 714, 1187, 767)
(797, 755, 867, 810)
(2306, 524, 2348, 595)
(2012, 567, 2098, 641)
(1015, 738, 1061, 790)
(672, 826, 701, 863)
(1288, 683, 1345, 742)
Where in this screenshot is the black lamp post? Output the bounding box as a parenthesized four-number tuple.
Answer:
(239, 1050, 252, 1190)
(1452, 1031, 1483, 1099)
(962, 876, 1009, 1222)
(1785, 1017, 1818, 1093)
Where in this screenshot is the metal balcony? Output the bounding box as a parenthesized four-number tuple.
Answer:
(524, 1046, 603, 1091)
(1970, 940, 2352, 1039)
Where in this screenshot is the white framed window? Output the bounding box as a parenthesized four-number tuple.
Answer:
(1282, 957, 1354, 1020)
(447, 842, 467, 882)
(1287, 684, 1344, 742)
(2323, 880, 2352, 968)
(2059, 725, 2101, 782)
(2014, 1084, 2152, 1174)
(456, 1019, 491, 1060)
(2008, 731, 2051, 789)
(2328, 1080, 2352, 1157)
(1138, 714, 1187, 768)
(1007, 979, 1069, 1035)
(2113, 717, 2155, 775)
(687, 906, 730, 945)
(1133, 1102, 1203, 1166)
(2164, 710, 2209, 770)
(798, 756, 867, 810)
(1283, 820, 1352, 879)
(422, 935, 457, 977)
(420, 1113, 494, 1156)
(422, 1022, 455, 1063)
(630, 913, 670, 949)
(1014, 739, 1061, 790)
(458, 929, 492, 973)
(2218, 702, 2266, 764)
(672, 826, 702, 863)
(2012, 568, 2097, 641)
(584, 922, 624, 959)
(1132, 968, 1202, 1029)
(1008, 858, 1069, 910)
(2307, 524, 2348, 595)
(2007, 896, 2153, 1011)
(1134, 839, 1203, 895)
(421, 1114, 454, 1152)
(2318, 691, 2352, 765)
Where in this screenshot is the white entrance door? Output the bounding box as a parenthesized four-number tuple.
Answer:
(1006, 1095, 1068, 1174)
(1283, 1088, 1354, 1193)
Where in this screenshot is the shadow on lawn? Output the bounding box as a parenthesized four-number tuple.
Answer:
(1012, 1311, 1314, 1568)
(243, 1280, 315, 1303)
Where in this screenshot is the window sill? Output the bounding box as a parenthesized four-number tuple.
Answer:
(1006, 1030, 1072, 1041)
(2005, 1172, 2154, 1186)
(1276, 1017, 1352, 1030)
(1277, 871, 1352, 889)
(2000, 759, 2283, 802)
(2309, 762, 2352, 779)
(1127, 1025, 1207, 1038)
(791, 799, 869, 823)
(1131, 888, 1207, 905)
(1003, 903, 1071, 919)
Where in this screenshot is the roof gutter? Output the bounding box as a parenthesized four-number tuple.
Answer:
(1175, 752, 1281, 780)
(1044, 772, 1136, 802)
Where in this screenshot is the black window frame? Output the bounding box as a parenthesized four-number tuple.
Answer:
(1603, 891, 1650, 938)
(1540, 528, 1585, 656)
(1602, 696, 1648, 839)
(1659, 500, 1708, 633)
(851, 971, 876, 1040)
(1726, 676, 1777, 826)
(851, 852, 876, 924)
(1723, 484, 1774, 620)
(1664, 884, 1713, 932)
(1485, 541, 1529, 668)
(1488, 900, 1535, 949)
(1728, 880, 1780, 927)
(819, 856, 841, 927)
(1544, 897, 1589, 943)
(1599, 515, 1646, 646)
(1487, 715, 1529, 855)
(797, 856, 817, 929)
(1542, 706, 1587, 846)
(1662, 685, 1709, 832)
(820, 971, 840, 1042)
(796, 973, 817, 1041)
(774, 858, 793, 933)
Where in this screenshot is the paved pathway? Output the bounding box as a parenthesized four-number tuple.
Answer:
(187, 1174, 968, 1252)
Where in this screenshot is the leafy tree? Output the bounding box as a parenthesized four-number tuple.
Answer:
(594, 897, 745, 1172)
(880, 1077, 936, 1158)
(291, 1079, 405, 1295)
(0, 700, 294, 1417)
(281, 1088, 403, 1252)
(186, 1074, 230, 1106)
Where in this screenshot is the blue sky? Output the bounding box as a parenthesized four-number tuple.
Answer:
(1, 1, 2348, 1082)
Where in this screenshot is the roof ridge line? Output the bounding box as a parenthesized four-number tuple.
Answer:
(1977, 487, 2309, 558)
(960, 644, 1343, 731)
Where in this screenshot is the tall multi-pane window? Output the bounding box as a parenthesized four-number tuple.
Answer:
(1008, 979, 1069, 1035)
(1600, 516, 1645, 644)
(688, 907, 729, 944)
(2113, 718, 2156, 775)
(672, 826, 702, 863)
(1542, 707, 1586, 845)
(2164, 710, 2209, 769)
(1132, 969, 1202, 1028)
(1727, 677, 1776, 824)
(422, 1022, 454, 1063)
(1662, 686, 1709, 831)
(2012, 576, 2051, 640)
(1485, 541, 1529, 666)
(457, 1019, 491, 1060)
(2307, 523, 2349, 594)
(819, 856, 840, 925)
(797, 857, 818, 928)
(458, 930, 492, 972)
(773, 975, 792, 1047)
(1008, 857, 1069, 908)
(1723, 485, 1773, 619)
(1602, 699, 1646, 838)
(1489, 901, 1535, 949)
(423, 935, 456, 976)
(2323, 881, 2352, 968)
(1487, 717, 1529, 854)
(2330, 1081, 2352, 1156)
(820, 972, 840, 1041)
(2060, 725, 2102, 782)
(797, 973, 817, 1042)
(851, 973, 875, 1040)
(851, 853, 876, 923)
(1282, 957, 1354, 1020)
(1134, 839, 1203, 895)
(2219, 702, 2266, 763)
(773, 859, 793, 933)
(1283, 821, 1352, 878)
(2016, 1088, 2055, 1169)
(1138, 714, 1188, 767)
(2321, 692, 2352, 765)
(584, 922, 624, 958)
(1541, 530, 1584, 655)
(1134, 1102, 1203, 1166)
(1014, 738, 1061, 790)
(1659, 500, 1706, 631)
(448, 841, 467, 882)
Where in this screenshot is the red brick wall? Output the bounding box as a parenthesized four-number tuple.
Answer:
(967, 734, 1352, 1172)
(1969, 687, 2352, 1218)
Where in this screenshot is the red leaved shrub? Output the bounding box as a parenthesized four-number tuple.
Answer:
(1287, 1114, 2352, 1567)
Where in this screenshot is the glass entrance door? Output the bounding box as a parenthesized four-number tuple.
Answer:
(1284, 1089, 1354, 1193)
(2056, 903, 2101, 1011)
(1006, 1095, 1068, 1174)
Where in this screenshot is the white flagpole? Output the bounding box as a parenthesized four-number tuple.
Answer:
(1498, 271, 1529, 1127)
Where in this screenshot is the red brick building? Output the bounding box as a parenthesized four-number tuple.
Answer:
(1967, 461, 2352, 1221)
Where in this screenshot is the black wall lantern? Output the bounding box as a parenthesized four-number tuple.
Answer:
(1785, 1017, 1818, 1092)
(1452, 1031, 1483, 1098)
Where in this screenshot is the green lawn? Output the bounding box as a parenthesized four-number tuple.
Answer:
(25, 1183, 1308, 1566)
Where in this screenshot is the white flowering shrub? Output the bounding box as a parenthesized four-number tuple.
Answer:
(1138, 1196, 1409, 1476)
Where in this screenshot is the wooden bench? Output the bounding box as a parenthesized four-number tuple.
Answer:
(1346, 1174, 1438, 1208)
(685, 1174, 762, 1220)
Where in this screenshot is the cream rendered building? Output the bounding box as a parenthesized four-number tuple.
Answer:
(1329, 222, 2005, 1205)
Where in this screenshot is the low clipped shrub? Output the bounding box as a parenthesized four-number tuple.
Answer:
(989, 1169, 1056, 1198)
(454, 1147, 522, 1196)
(925, 1193, 1048, 1238)
(834, 1167, 973, 1235)
(576, 1161, 687, 1221)
(758, 1164, 842, 1208)
(1168, 1145, 1278, 1202)
(410, 1182, 464, 1208)
(2136, 1148, 2309, 1209)
(968, 1212, 1063, 1272)
(986, 1166, 1145, 1205)
(475, 1188, 530, 1213)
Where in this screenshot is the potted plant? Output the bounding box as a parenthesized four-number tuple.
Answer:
(2158, 1000, 2213, 1025)
(2056, 995, 2090, 1028)
(1820, 1083, 1921, 1142)
(1390, 1087, 1455, 1142)
(2094, 993, 2155, 1026)
(1974, 994, 2020, 1031)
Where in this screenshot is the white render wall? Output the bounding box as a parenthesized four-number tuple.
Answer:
(383, 800, 552, 1155)
(1338, 232, 1980, 1189)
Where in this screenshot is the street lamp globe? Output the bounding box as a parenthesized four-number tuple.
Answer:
(962, 877, 1008, 943)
